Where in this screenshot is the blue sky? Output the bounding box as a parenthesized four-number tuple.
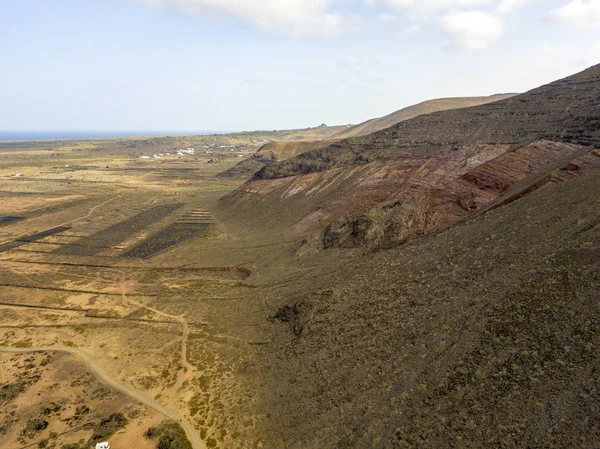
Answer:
(1, 0, 599, 132)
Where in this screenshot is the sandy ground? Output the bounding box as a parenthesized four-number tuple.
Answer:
(0, 351, 166, 449)
(0, 138, 272, 448)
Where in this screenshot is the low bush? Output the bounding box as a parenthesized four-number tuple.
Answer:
(145, 421, 192, 449)
(88, 413, 128, 445)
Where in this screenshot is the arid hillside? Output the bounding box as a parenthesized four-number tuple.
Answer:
(269, 125, 353, 141)
(217, 140, 340, 178)
(330, 94, 516, 140)
(0, 64, 598, 449)
(223, 124, 353, 143)
(256, 64, 600, 179)
(219, 64, 600, 448)
(224, 64, 600, 249)
(220, 95, 515, 179)
(256, 166, 600, 448)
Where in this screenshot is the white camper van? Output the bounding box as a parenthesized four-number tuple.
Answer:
(96, 443, 110, 449)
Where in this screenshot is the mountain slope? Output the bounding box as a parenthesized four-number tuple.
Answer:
(217, 140, 339, 178)
(256, 64, 600, 180)
(331, 94, 516, 140)
(223, 64, 600, 249)
(255, 167, 600, 448)
(213, 64, 600, 448)
(219, 95, 515, 179)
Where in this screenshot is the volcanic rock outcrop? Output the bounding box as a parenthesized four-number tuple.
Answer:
(225, 64, 600, 249)
(236, 65, 600, 448)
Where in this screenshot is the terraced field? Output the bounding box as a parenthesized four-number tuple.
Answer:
(53, 204, 184, 256)
(123, 223, 210, 259)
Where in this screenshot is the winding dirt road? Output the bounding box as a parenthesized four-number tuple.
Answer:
(0, 346, 205, 449)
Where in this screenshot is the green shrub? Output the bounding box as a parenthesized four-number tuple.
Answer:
(41, 402, 62, 415)
(0, 380, 26, 404)
(22, 418, 49, 437)
(145, 421, 192, 449)
(88, 413, 128, 445)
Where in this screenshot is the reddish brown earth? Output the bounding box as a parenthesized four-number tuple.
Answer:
(223, 64, 600, 249)
(223, 64, 600, 448)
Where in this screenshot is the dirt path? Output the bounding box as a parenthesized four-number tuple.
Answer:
(119, 279, 193, 370)
(0, 197, 118, 248)
(119, 278, 196, 408)
(57, 196, 119, 228)
(0, 346, 206, 449)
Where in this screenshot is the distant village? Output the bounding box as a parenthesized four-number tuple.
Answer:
(138, 144, 249, 162)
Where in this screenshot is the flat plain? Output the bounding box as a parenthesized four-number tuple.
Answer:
(0, 135, 280, 449)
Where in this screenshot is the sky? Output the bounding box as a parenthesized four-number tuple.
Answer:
(1, 0, 599, 132)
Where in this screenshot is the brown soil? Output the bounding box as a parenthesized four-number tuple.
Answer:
(0, 351, 165, 449)
(1, 64, 599, 449)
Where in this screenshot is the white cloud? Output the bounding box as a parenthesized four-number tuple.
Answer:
(440, 10, 503, 49)
(371, 0, 491, 17)
(497, 0, 517, 12)
(371, 0, 514, 48)
(337, 57, 364, 67)
(549, 0, 600, 28)
(379, 12, 396, 22)
(130, 0, 351, 37)
(243, 78, 267, 84)
(129, 0, 531, 48)
(496, 0, 538, 13)
(360, 76, 384, 82)
(398, 24, 421, 35)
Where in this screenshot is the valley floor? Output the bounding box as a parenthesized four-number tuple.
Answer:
(0, 139, 280, 448)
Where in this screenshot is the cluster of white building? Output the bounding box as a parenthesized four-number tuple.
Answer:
(138, 148, 195, 159)
(136, 146, 250, 160)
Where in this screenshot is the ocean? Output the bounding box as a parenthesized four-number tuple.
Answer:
(0, 130, 231, 141)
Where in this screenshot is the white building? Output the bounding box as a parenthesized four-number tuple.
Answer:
(96, 443, 110, 449)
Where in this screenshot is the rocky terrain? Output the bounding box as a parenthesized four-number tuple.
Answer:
(258, 168, 600, 448)
(220, 95, 515, 180)
(224, 64, 600, 249)
(217, 140, 340, 179)
(212, 64, 600, 447)
(1, 64, 598, 449)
